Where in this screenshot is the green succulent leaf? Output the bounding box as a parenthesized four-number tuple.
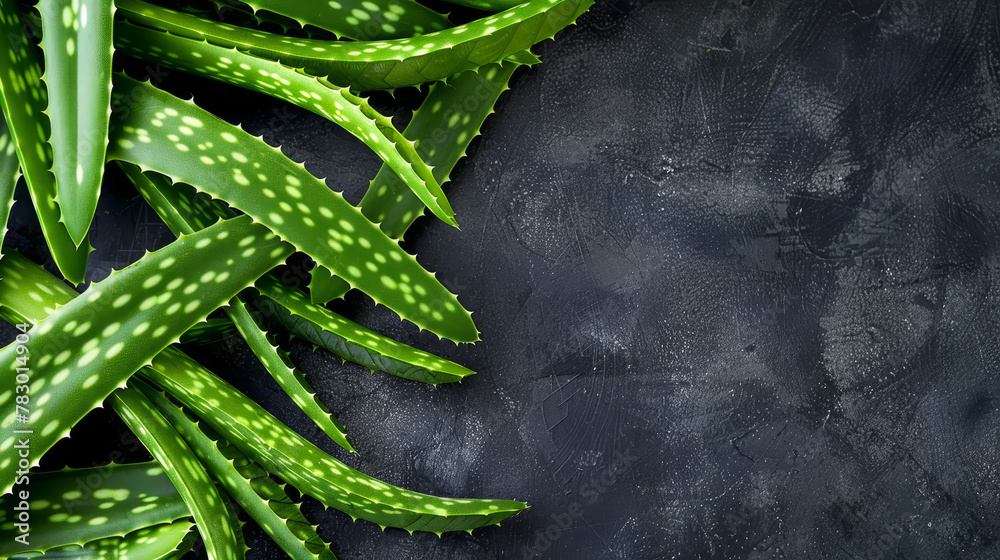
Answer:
(144, 386, 339, 560)
(114, 0, 595, 90)
(112, 19, 456, 228)
(138, 347, 527, 533)
(362, 57, 526, 238)
(255, 274, 475, 384)
(9, 519, 197, 560)
(0, 462, 189, 556)
(226, 295, 355, 453)
(106, 74, 478, 342)
(38, 0, 114, 246)
(120, 164, 474, 385)
(0, 1, 90, 282)
(0, 215, 289, 496)
(110, 386, 241, 560)
(308, 55, 529, 302)
(0, 114, 20, 261)
(211, 0, 450, 40)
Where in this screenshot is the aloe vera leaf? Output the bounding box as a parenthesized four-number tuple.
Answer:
(225, 295, 355, 453)
(0, 462, 189, 556)
(9, 519, 197, 560)
(112, 20, 456, 228)
(310, 56, 528, 302)
(121, 166, 473, 385)
(362, 57, 527, 239)
(0, 115, 20, 260)
(106, 75, 478, 343)
(0, 251, 525, 534)
(0, 1, 90, 282)
(255, 274, 475, 384)
(114, 0, 594, 91)
(143, 385, 339, 560)
(210, 0, 450, 40)
(0, 215, 290, 496)
(138, 348, 526, 533)
(109, 387, 240, 560)
(37, 0, 114, 245)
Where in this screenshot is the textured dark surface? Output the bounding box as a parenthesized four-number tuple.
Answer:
(10, 0, 1000, 558)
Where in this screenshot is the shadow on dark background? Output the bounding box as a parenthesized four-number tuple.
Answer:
(8, 0, 1000, 558)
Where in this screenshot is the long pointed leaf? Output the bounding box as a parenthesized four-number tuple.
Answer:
(38, 0, 114, 245)
(143, 385, 339, 560)
(106, 74, 478, 342)
(115, 0, 594, 90)
(0, 1, 90, 282)
(110, 386, 240, 560)
(225, 295, 355, 452)
(0, 114, 20, 260)
(112, 20, 456, 228)
(255, 275, 475, 384)
(140, 348, 527, 533)
(310, 55, 529, 302)
(0, 215, 289, 496)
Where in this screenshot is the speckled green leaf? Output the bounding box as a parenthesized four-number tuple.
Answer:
(143, 385, 339, 560)
(115, 0, 594, 90)
(110, 386, 240, 560)
(255, 275, 475, 384)
(121, 165, 474, 385)
(0, 0, 90, 282)
(9, 519, 197, 560)
(226, 295, 355, 452)
(211, 0, 450, 40)
(106, 74, 477, 342)
(311, 56, 527, 302)
(0, 114, 20, 260)
(112, 20, 456, 228)
(38, 0, 114, 245)
(0, 462, 188, 556)
(139, 349, 527, 533)
(362, 58, 526, 238)
(0, 215, 289, 497)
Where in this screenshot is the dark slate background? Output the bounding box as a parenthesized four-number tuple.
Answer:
(9, 0, 1000, 558)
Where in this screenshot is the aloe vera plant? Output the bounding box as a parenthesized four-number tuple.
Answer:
(0, 0, 592, 555)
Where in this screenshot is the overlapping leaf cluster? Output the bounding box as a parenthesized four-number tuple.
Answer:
(0, 0, 592, 557)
